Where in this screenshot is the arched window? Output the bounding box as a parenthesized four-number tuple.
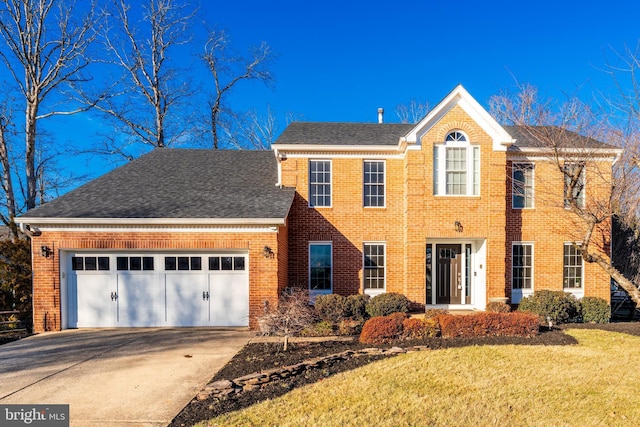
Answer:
(433, 131, 480, 196)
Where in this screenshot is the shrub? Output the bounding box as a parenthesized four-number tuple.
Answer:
(518, 290, 580, 325)
(387, 311, 409, 326)
(424, 308, 449, 319)
(580, 297, 610, 324)
(366, 292, 411, 318)
(300, 320, 335, 337)
(439, 312, 539, 338)
(314, 294, 348, 323)
(359, 315, 404, 344)
(337, 318, 365, 336)
(486, 301, 511, 313)
(402, 317, 440, 339)
(257, 288, 316, 350)
(345, 294, 370, 320)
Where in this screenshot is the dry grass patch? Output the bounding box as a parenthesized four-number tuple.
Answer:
(199, 329, 640, 426)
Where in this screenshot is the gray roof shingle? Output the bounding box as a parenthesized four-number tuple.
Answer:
(274, 122, 415, 146)
(22, 149, 294, 221)
(274, 122, 614, 151)
(504, 125, 612, 150)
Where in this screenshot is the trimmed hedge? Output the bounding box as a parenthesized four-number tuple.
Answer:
(365, 292, 411, 318)
(486, 301, 511, 313)
(438, 312, 539, 338)
(580, 297, 610, 324)
(359, 314, 405, 344)
(402, 317, 440, 339)
(518, 290, 580, 325)
(345, 294, 370, 320)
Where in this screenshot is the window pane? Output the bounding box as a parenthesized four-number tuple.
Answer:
(512, 244, 533, 289)
(72, 257, 84, 271)
(190, 257, 202, 271)
(446, 147, 467, 195)
(310, 244, 332, 290)
(563, 244, 583, 288)
(98, 257, 110, 271)
(178, 257, 189, 270)
(129, 257, 142, 271)
(363, 244, 385, 290)
(221, 257, 233, 270)
(364, 161, 385, 207)
(208, 257, 220, 270)
(84, 257, 97, 271)
(234, 257, 245, 271)
(143, 257, 154, 271)
(117, 257, 128, 270)
(309, 160, 331, 207)
(165, 257, 176, 271)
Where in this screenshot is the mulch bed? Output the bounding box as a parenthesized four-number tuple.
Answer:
(168, 324, 608, 427)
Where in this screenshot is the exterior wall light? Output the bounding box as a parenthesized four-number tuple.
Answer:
(41, 245, 52, 258)
(262, 246, 275, 259)
(455, 221, 463, 233)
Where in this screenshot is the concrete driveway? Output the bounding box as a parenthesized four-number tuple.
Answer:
(0, 328, 252, 426)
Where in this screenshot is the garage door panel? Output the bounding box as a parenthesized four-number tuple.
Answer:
(117, 274, 163, 327)
(210, 273, 249, 327)
(76, 274, 116, 328)
(165, 274, 207, 326)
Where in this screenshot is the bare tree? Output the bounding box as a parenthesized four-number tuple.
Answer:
(0, 105, 17, 235)
(202, 29, 273, 149)
(220, 105, 280, 150)
(490, 83, 640, 306)
(0, 0, 98, 211)
(396, 99, 429, 124)
(97, 0, 195, 152)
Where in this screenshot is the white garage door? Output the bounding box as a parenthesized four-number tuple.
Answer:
(65, 253, 249, 328)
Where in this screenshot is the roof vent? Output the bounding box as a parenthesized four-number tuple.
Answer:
(377, 107, 384, 124)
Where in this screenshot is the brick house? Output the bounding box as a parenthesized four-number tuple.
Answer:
(18, 85, 620, 333)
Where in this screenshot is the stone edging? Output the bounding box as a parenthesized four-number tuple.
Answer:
(195, 345, 432, 402)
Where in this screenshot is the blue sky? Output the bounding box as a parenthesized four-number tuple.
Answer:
(195, 0, 640, 123)
(16, 0, 640, 196)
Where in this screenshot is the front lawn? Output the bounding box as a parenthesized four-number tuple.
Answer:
(199, 328, 640, 426)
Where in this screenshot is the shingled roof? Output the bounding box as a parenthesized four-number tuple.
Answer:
(504, 125, 613, 150)
(274, 122, 415, 146)
(274, 122, 614, 151)
(20, 149, 294, 222)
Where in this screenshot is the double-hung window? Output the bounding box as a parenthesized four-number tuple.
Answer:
(309, 160, 331, 207)
(563, 243, 583, 289)
(363, 243, 385, 292)
(512, 163, 534, 209)
(309, 243, 332, 293)
(563, 162, 585, 208)
(433, 131, 480, 196)
(512, 243, 533, 290)
(363, 160, 385, 207)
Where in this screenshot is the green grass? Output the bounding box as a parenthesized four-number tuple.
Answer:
(199, 329, 640, 426)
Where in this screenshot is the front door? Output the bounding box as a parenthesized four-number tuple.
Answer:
(436, 244, 462, 304)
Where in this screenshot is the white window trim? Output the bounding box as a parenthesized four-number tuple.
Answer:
(363, 160, 386, 208)
(363, 242, 386, 296)
(433, 131, 480, 197)
(512, 162, 535, 209)
(309, 242, 333, 298)
(511, 242, 534, 303)
(308, 159, 332, 208)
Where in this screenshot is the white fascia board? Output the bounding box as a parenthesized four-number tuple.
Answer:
(509, 146, 623, 161)
(403, 85, 516, 151)
(17, 217, 287, 226)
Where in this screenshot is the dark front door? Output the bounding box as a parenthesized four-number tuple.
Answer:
(436, 244, 462, 304)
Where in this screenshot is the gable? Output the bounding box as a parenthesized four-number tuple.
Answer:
(403, 85, 515, 152)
